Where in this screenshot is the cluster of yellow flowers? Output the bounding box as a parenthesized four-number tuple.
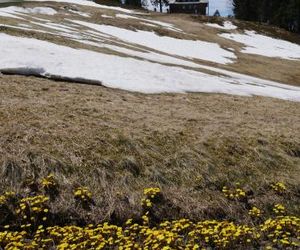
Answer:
(0, 183, 299, 249)
(0, 195, 5, 205)
(74, 187, 93, 202)
(41, 174, 58, 192)
(0, 230, 28, 250)
(0, 191, 16, 205)
(261, 216, 300, 248)
(249, 206, 262, 217)
(0, 215, 299, 249)
(270, 182, 287, 194)
(222, 185, 246, 200)
(273, 204, 286, 215)
(141, 187, 161, 208)
(16, 195, 49, 226)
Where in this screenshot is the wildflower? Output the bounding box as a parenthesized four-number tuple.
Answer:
(222, 185, 247, 200)
(273, 204, 285, 214)
(74, 187, 93, 202)
(270, 182, 286, 194)
(249, 207, 262, 217)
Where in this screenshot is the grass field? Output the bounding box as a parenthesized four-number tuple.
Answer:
(0, 75, 299, 248)
(1, 74, 299, 220)
(0, 1, 299, 248)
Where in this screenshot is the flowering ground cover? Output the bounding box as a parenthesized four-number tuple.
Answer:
(0, 181, 299, 249)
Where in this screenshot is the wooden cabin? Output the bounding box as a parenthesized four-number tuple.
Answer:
(169, 0, 208, 15)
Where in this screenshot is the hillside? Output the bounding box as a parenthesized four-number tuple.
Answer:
(0, 0, 300, 98)
(0, 0, 300, 249)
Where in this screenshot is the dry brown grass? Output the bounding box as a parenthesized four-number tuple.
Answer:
(0, 1, 299, 225)
(0, 74, 299, 224)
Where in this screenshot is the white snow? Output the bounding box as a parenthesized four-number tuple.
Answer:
(85, 29, 111, 38)
(220, 30, 300, 60)
(206, 21, 237, 30)
(1, 1, 299, 102)
(1, 33, 300, 101)
(69, 9, 90, 17)
(30, 16, 50, 22)
(0, 24, 37, 32)
(75, 39, 200, 68)
(0, 11, 23, 19)
(116, 13, 139, 20)
(18, 23, 32, 28)
(70, 20, 236, 64)
(0, 6, 57, 16)
(140, 22, 158, 28)
(30, 21, 76, 33)
(0, 7, 25, 19)
(0, 23, 80, 39)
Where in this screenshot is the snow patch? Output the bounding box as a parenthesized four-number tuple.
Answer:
(18, 23, 32, 28)
(140, 22, 158, 28)
(220, 30, 300, 60)
(71, 19, 236, 64)
(0, 6, 57, 16)
(69, 9, 90, 17)
(30, 21, 77, 34)
(206, 21, 237, 30)
(76, 39, 200, 68)
(1, 33, 299, 101)
(0, 7, 24, 19)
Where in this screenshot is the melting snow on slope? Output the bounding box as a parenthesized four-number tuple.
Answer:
(1, 33, 300, 101)
(70, 20, 236, 64)
(68, 9, 90, 17)
(206, 21, 237, 30)
(220, 30, 300, 60)
(76, 39, 200, 68)
(101, 14, 114, 18)
(0, 6, 57, 16)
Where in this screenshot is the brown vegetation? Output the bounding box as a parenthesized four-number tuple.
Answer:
(0, 74, 299, 224)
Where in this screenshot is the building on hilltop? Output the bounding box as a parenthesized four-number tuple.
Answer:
(169, 0, 208, 15)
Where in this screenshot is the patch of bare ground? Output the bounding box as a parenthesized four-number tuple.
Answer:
(0, 75, 299, 224)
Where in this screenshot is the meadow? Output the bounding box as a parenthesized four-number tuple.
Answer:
(0, 75, 299, 248)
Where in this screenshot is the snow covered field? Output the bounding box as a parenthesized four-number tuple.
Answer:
(0, 1, 300, 101)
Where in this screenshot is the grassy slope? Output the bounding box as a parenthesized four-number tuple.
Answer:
(0, 75, 299, 224)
